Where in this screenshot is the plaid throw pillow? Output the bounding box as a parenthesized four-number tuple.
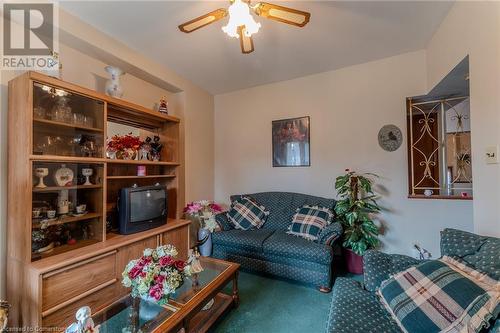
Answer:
(227, 197, 269, 230)
(378, 256, 500, 333)
(287, 205, 334, 241)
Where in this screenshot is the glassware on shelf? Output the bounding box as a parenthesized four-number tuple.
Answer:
(34, 106, 46, 119)
(51, 96, 72, 124)
(83, 115, 94, 128)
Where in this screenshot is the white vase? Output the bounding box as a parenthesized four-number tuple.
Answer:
(105, 66, 125, 98)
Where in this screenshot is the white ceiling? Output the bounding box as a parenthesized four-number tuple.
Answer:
(60, 1, 453, 95)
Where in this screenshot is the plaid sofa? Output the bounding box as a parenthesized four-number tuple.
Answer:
(212, 192, 343, 289)
(326, 228, 500, 333)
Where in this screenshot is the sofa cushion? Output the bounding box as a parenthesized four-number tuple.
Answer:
(326, 278, 401, 333)
(441, 228, 500, 280)
(287, 205, 333, 241)
(212, 229, 274, 253)
(227, 197, 269, 230)
(378, 257, 499, 333)
(262, 231, 333, 265)
(231, 192, 335, 230)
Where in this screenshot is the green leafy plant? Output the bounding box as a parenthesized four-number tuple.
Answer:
(334, 169, 381, 256)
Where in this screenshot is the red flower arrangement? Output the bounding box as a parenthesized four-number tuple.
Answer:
(107, 133, 142, 152)
(121, 244, 191, 304)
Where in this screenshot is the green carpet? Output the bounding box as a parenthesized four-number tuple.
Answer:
(209, 272, 334, 333)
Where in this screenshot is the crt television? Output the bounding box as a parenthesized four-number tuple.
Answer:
(118, 184, 167, 235)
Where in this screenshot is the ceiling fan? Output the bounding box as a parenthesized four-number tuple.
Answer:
(178, 0, 311, 54)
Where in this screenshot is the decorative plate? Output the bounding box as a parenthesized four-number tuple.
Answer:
(378, 124, 403, 152)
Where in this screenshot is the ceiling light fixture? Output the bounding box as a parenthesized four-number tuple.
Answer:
(179, 1, 311, 54)
(222, 0, 261, 38)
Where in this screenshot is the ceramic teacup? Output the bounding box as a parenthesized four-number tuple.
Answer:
(76, 204, 87, 214)
(46, 210, 56, 219)
(32, 209, 42, 218)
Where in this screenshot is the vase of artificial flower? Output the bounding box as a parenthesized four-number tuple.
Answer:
(198, 228, 212, 257)
(184, 201, 223, 257)
(122, 244, 191, 305)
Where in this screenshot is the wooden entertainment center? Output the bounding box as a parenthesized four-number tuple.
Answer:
(7, 71, 189, 330)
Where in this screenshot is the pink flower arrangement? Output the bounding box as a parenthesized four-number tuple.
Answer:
(122, 244, 191, 304)
(183, 200, 223, 215)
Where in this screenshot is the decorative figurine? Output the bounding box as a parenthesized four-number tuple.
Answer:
(139, 136, 152, 161)
(0, 300, 9, 332)
(65, 306, 99, 333)
(35, 167, 49, 188)
(81, 168, 93, 186)
(158, 97, 168, 114)
(54, 164, 74, 187)
(104, 66, 125, 98)
(150, 136, 163, 161)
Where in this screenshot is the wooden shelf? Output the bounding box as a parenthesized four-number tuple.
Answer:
(33, 184, 102, 192)
(33, 118, 103, 133)
(30, 155, 105, 163)
(107, 97, 180, 130)
(408, 194, 473, 200)
(35, 239, 101, 260)
(33, 212, 101, 229)
(106, 159, 180, 166)
(187, 293, 233, 333)
(106, 175, 175, 180)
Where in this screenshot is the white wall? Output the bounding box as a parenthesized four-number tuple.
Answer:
(215, 50, 474, 257)
(426, 2, 500, 237)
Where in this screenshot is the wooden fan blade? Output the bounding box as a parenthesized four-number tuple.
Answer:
(178, 8, 227, 33)
(253, 2, 310, 27)
(238, 26, 254, 54)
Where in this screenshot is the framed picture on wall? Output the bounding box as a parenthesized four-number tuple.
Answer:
(272, 116, 310, 167)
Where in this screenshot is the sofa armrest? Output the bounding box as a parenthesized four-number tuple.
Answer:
(318, 222, 343, 246)
(363, 250, 421, 292)
(215, 212, 233, 231)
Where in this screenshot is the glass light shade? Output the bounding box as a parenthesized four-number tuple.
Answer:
(222, 0, 261, 38)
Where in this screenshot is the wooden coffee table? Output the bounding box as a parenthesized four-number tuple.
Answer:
(93, 257, 240, 333)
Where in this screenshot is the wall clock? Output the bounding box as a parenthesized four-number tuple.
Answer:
(378, 124, 403, 152)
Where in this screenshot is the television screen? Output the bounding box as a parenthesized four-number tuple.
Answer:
(129, 188, 166, 223)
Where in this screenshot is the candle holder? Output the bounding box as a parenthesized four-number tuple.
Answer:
(82, 168, 93, 186)
(34, 168, 49, 188)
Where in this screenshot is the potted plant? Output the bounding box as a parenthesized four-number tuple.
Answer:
(334, 169, 381, 274)
(183, 201, 223, 256)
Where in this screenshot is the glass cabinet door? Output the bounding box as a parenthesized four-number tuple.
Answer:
(32, 82, 105, 158)
(31, 161, 104, 261)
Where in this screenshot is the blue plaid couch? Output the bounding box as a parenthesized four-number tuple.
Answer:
(326, 228, 500, 333)
(212, 192, 343, 289)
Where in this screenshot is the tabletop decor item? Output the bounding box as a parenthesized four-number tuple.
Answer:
(106, 134, 142, 160)
(121, 245, 192, 305)
(334, 169, 381, 274)
(139, 137, 152, 161)
(184, 201, 223, 256)
(158, 97, 168, 114)
(65, 306, 99, 333)
(81, 168, 93, 186)
(272, 116, 310, 167)
(378, 124, 403, 152)
(35, 167, 49, 188)
(0, 300, 9, 332)
(150, 135, 163, 161)
(54, 164, 74, 187)
(105, 66, 125, 98)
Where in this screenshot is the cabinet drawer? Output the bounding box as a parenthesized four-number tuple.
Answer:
(42, 281, 117, 330)
(42, 251, 117, 312)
